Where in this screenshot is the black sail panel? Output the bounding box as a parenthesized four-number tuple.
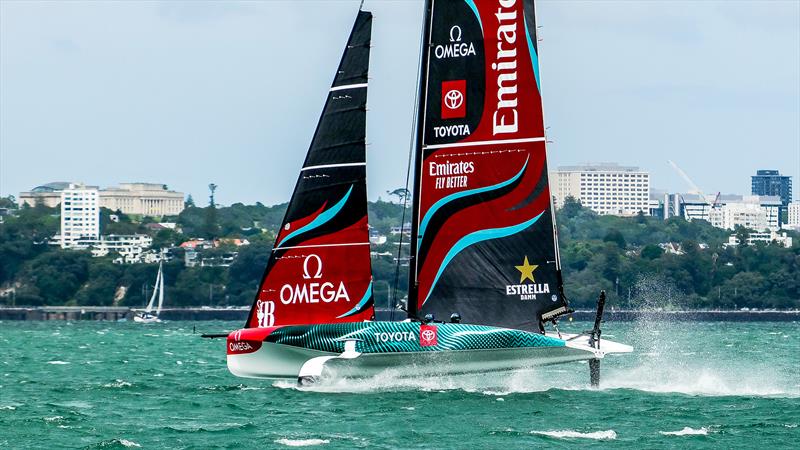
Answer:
(246, 11, 374, 328)
(411, 0, 569, 332)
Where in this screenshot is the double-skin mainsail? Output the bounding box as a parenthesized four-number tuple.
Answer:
(245, 11, 374, 328)
(407, 0, 569, 332)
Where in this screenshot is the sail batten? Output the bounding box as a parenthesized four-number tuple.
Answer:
(409, 0, 569, 332)
(245, 10, 374, 328)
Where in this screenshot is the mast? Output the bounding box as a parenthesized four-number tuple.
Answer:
(407, 0, 435, 320)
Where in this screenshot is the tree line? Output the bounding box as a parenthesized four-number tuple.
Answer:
(0, 196, 797, 310)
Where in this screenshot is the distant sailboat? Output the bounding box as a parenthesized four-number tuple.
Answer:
(134, 260, 164, 323)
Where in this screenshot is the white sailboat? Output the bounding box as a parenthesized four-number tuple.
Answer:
(134, 260, 164, 323)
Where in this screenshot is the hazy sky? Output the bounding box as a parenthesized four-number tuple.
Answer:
(1, 0, 798, 206)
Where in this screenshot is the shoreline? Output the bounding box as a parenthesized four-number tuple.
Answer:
(0, 306, 798, 322)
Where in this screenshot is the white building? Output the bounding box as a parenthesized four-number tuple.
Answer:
(100, 183, 184, 217)
(90, 234, 154, 262)
(786, 201, 800, 229)
(59, 183, 100, 248)
(709, 195, 782, 231)
(552, 163, 650, 216)
(727, 231, 792, 248)
(21, 181, 184, 216)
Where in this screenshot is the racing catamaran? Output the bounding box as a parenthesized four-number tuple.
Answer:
(219, 0, 631, 385)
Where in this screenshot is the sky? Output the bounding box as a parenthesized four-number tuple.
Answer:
(1, 0, 798, 206)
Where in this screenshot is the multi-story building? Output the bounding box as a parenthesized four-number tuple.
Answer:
(19, 182, 71, 208)
(100, 183, 184, 217)
(21, 181, 184, 216)
(552, 163, 650, 216)
(727, 231, 792, 248)
(751, 170, 792, 206)
(786, 201, 800, 229)
(709, 195, 782, 231)
(59, 183, 100, 248)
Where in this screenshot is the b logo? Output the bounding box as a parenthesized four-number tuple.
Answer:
(302, 254, 323, 280)
(256, 300, 275, 327)
(441, 80, 466, 119)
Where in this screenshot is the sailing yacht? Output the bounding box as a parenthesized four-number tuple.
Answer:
(134, 260, 164, 323)
(221, 0, 631, 385)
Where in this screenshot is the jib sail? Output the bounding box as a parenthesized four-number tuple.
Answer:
(246, 10, 374, 328)
(409, 0, 569, 332)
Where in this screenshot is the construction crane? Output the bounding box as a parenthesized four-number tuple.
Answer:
(667, 160, 716, 205)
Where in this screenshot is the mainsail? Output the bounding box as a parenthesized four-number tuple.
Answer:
(144, 261, 162, 314)
(409, 0, 569, 331)
(245, 10, 374, 328)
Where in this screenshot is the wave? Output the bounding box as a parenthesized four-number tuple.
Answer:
(531, 429, 617, 440)
(275, 438, 330, 447)
(47, 361, 70, 365)
(103, 379, 132, 389)
(660, 427, 710, 436)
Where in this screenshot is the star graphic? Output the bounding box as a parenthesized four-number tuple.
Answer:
(515, 256, 538, 283)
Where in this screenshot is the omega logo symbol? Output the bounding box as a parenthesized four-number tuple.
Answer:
(444, 89, 464, 110)
(302, 254, 323, 280)
(449, 25, 462, 43)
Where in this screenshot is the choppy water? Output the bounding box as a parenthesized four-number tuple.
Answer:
(0, 319, 798, 449)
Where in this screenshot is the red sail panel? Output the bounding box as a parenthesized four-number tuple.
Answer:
(245, 11, 374, 328)
(412, 0, 567, 331)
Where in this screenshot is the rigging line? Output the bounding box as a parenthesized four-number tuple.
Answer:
(390, 0, 426, 323)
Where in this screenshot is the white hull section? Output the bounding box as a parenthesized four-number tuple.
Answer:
(228, 334, 631, 381)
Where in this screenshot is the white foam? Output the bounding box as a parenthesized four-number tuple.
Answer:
(275, 438, 330, 447)
(119, 439, 141, 448)
(0, 405, 16, 411)
(531, 429, 617, 440)
(660, 426, 709, 436)
(46, 361, 69, 365)
(103, 379, 132, 388)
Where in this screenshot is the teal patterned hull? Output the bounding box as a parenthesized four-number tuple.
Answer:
(226, 322, 604, 380)
(265, 321, 565, 354)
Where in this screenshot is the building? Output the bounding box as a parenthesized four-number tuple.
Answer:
(19, 182, 72, 208)
(90, 234, 154, 262)
(100, 183, 184, 217)
(727, 231, 792, 248)
(552, 163, 650, 216)
(786, 201, 800, 229)
(751, 170, 792, 207)
(59, 183, 100, 248)
(709, 195, 782, 231)
(20, 181, 185, 217)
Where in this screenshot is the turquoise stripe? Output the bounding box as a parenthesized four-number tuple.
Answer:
(418, 158, 528, 251)
(464, 0, 483, 34)
(422, 212, 544, 306)
(336, 281, 373, 318)
(524, 17, 541, 92)
(276, 185, 353, 248)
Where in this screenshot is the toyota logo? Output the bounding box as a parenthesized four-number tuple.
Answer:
(444, 89, 463, 110)
(421, 329, 436, 342)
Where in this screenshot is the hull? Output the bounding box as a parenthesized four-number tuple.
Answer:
(133, 314, 161, 323)
(226, 322, 632, 381)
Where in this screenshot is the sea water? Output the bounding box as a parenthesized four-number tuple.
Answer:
(0, 319, 797, 449)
